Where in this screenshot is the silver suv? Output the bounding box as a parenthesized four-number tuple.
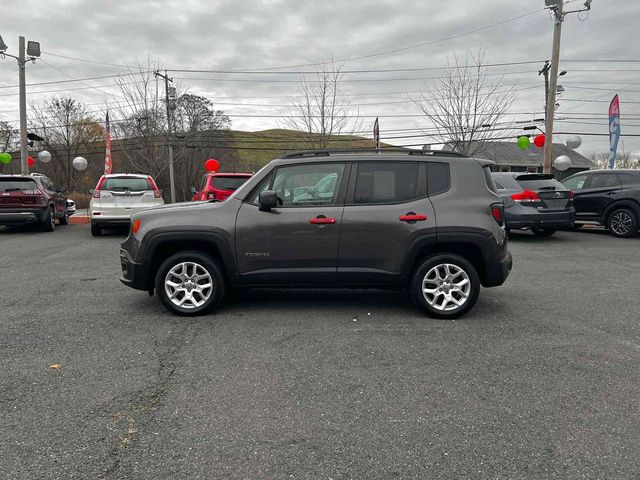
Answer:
(90, 173, 163, 236)
(120, 150, 512, 318)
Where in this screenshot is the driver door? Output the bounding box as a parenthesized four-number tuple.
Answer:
(235, 162, 349, 285)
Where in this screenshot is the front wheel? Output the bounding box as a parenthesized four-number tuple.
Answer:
(155, 251, 226, 316)
(410, 254, 480, 319)
(607, 208, 638, 238)
(59, 209, 69, 225)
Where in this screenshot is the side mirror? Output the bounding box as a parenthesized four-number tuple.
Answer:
(88, 188, 95, 195)
(259, 190, 278, 212)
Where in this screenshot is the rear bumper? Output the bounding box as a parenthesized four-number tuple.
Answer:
(483, 249, 513, 288)
(505, 210, 575, 230)
(91, 216, 131, 226)
(0, 208, 47, 225)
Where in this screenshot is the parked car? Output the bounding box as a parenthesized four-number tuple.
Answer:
(492, 173, 575, 236)
(0, 173, 69, 231)
(120, 150, 512, 319)
(66, 198, 76, 216)
(90, 173, 164, 236)
(562, 169, 640, 238)
(191, 172, 253, 202)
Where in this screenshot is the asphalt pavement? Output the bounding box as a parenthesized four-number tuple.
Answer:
(1, 225, 639, 479)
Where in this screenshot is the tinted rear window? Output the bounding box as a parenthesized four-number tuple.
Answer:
(102, 177, 153, 191)
(516, 178, 566, 190)
(0, 178, 37, 192)
(354, 162, 419, 204)
(212, 176, 250, 191)
(427, 162, 450, 196)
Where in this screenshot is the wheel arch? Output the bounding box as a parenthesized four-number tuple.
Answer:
(603, 200, 640, 222)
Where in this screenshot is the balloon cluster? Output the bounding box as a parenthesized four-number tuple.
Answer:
(517, 135, 546, 149)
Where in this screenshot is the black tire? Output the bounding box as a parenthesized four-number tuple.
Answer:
(91, 223, 102, 237)
(606, 208, 638, 238)
(59, 209, 69, 225)
(41, 207, 55, 232)
(155, 251, 226, 316)
(410, 254, 480, 319)
(532, 227, 556, 237)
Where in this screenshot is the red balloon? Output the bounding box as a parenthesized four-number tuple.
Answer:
(27, 156, 35, 167)
(533, 134, 546, 148)
(205, 158, 219, 172)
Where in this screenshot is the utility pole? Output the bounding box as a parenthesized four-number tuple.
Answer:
(542, 0, 593, 173)
(154, 70, 176, 203)
(0, 34, 40, 175)
(538, 61, 550, 125)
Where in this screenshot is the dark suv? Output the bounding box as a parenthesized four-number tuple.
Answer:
(0, 174, 69, 231)
(120, 150, 512, 319)
(562, 169, 640, 237)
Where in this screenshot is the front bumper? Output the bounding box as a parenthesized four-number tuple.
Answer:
(119, 248, 151, 291)
(0, 208, 48, 225)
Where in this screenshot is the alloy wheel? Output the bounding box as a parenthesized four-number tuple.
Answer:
(164, 262, 214, 309)
(610, 211, 633, 236)
(422, 263, 471, 312)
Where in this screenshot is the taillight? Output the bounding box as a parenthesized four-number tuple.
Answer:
(147, 176, 162, 199)
(207, 192, 217, 200)
(93, 176, 106, 198)
(511, 189, 540, 202)
(491, 203, 504, 226)
(569, 191, 575, 199)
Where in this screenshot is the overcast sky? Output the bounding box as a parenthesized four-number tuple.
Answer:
(1, 0, 640, 156)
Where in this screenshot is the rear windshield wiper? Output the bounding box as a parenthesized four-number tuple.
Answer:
(3, 188, 24, 192)
(538, 186, 557, 190)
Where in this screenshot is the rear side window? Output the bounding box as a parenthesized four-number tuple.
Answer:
(0, 178, 37, 192)
(102, 177, 154, 191)
(587, 173, 621, 189)
(483, 167, 498, 194)
(354, 162, 419, 204)
(427, 162, 450, 196)
(212, 176, 250, 191)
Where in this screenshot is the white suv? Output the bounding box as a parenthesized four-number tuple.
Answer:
(89, 174, 164, 236)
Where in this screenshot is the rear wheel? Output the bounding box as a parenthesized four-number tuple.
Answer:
(91, 223, 102, 237)
(410, 254, 480, 319)
(59, 209, 69, 225)
(532, 227, 556, 237)
(607, 208, 638, 238)
(41, 207, 55, 232)
(155, 251, 226, 316)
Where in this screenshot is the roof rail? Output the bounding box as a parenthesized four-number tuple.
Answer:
(281, 148, 466, 159)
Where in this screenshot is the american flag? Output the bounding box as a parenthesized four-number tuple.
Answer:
(104, 111, 112, 175)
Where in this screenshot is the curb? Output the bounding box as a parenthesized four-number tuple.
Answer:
(69, 215, 90, 225)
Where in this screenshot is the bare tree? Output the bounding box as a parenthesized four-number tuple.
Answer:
(588, 144, 640, 169)
(283, 61, 362, 150)
(0, 120, 16, 153)
(412, 50, 516, 157)
(29, 96, 103, 191)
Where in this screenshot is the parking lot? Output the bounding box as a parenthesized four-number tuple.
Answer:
(1, 225, 639, 479)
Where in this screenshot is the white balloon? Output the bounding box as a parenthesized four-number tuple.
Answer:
(38, 150, 52, 163)
(72, 156, 88, 171)
(566, 136, 582, 149)
(554, 155, 572, 172)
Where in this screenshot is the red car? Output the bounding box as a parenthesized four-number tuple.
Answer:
(192, 173, 252, 202)
(0, 173, 69, 231)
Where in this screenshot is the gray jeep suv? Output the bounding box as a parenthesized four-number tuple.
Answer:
(120, 150, 512, 318)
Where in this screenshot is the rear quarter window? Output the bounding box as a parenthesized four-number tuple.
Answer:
(427, 162, 450, 196)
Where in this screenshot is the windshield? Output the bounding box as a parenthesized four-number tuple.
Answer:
(0, 178, 37, 192)
(212, 176, 250, 191)
(102, 177, 153, 191)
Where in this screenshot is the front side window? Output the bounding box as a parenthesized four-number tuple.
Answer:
(563, 174, 587, 190)
(271, 163, 346, 207)
(354, 162, 419, 204)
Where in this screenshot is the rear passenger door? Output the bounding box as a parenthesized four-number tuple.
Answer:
(577, 173, 621, 219)
(337, 161, 436, 285)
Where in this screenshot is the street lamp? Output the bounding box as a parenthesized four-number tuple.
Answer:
(0, 34, 41, 175)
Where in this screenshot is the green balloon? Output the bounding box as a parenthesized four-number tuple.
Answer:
(517, 136, 531, 149)
(0, 152, 12, 164)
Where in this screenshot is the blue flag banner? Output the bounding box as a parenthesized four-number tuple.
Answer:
(608, 95, 620, 169)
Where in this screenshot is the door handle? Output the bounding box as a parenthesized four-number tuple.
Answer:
(607, 191, 617, 196)
(400, 213, 428, 222)
(310, 216, 337, 224)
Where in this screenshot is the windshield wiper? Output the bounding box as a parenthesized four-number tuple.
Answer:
(538, 186, 557, 190)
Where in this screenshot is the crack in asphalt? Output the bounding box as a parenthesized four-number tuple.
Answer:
(100, 318, 201, 479)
